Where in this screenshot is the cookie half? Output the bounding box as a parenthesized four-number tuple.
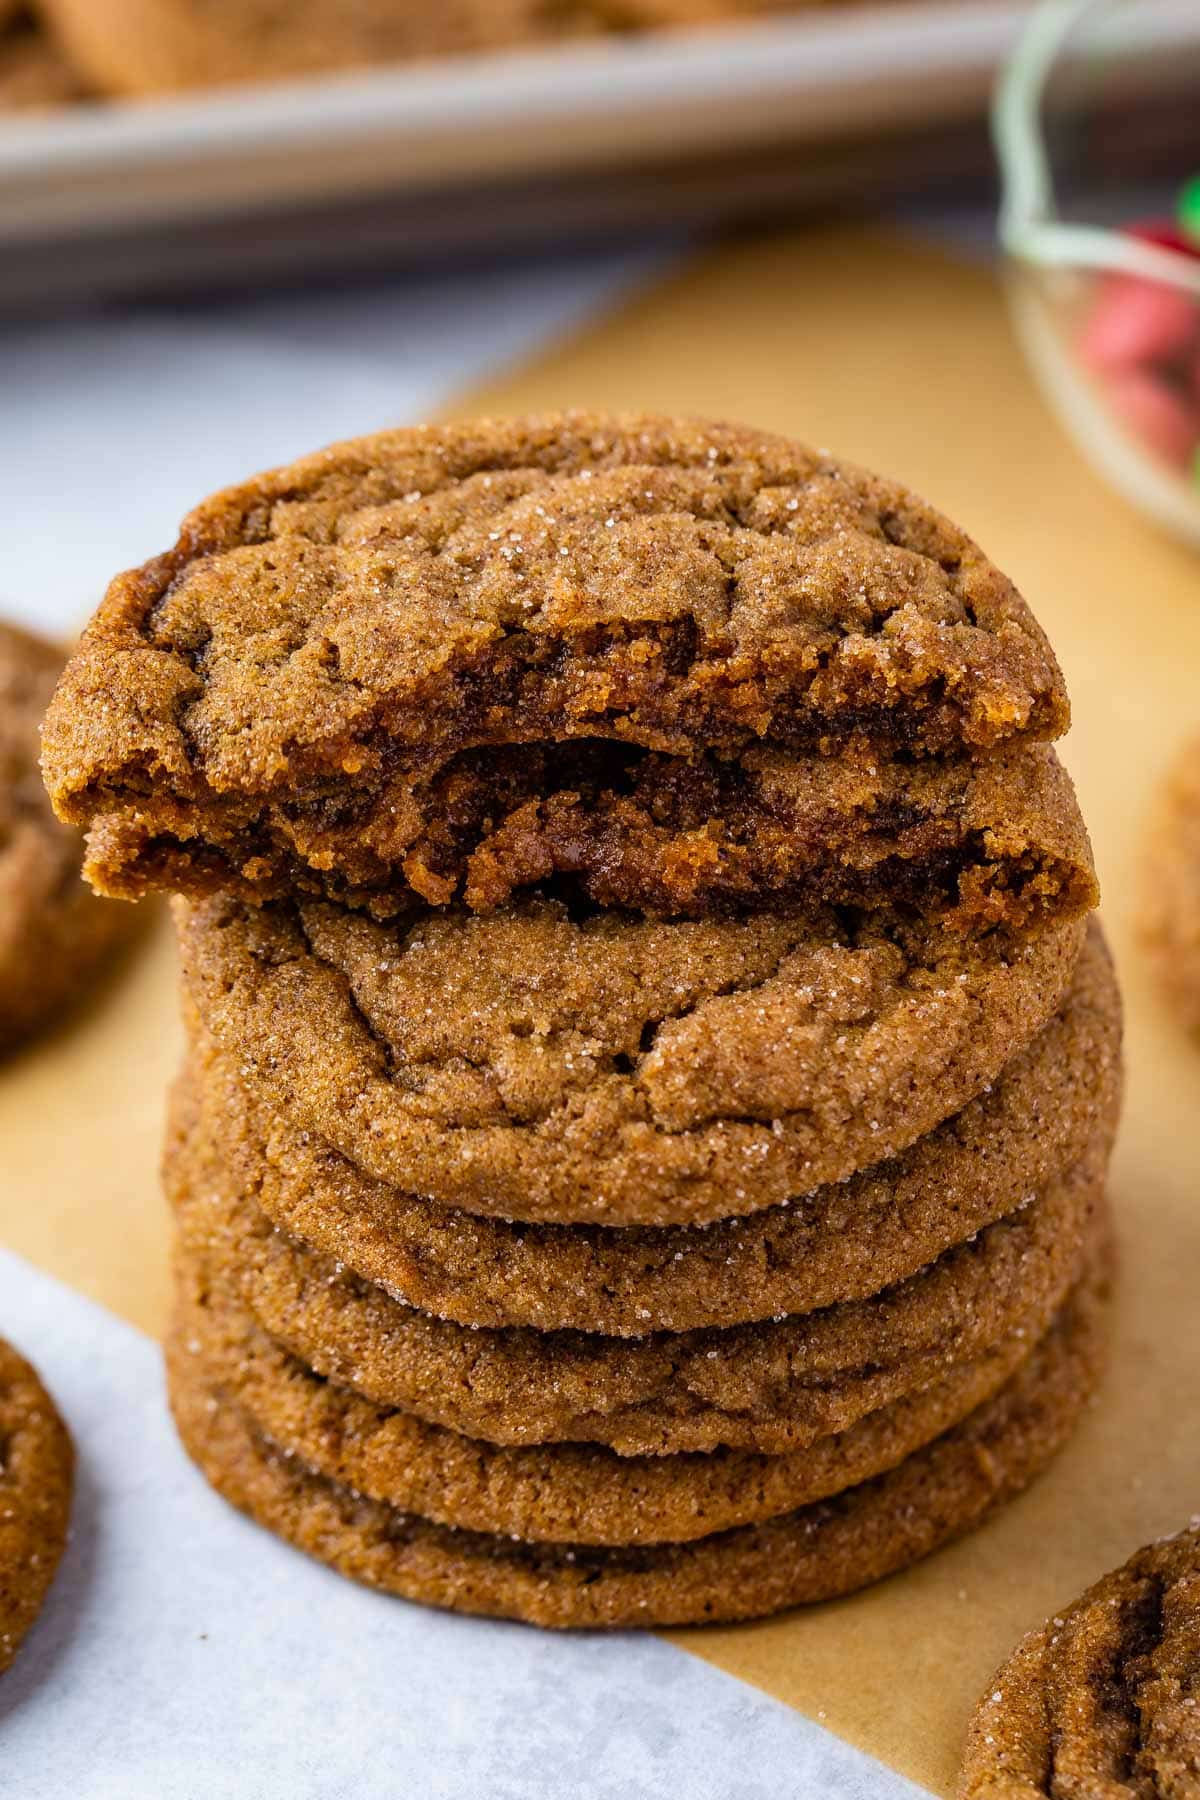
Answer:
(0, 1335, 73, 1675)
(175, 893, 1088, 1226)
(167, 1253, 1109, 1628)
(169, 1114, 1106, 1455)
(44, 413, 1069, 912)
(0, 621, 135, 1051)
(959, 1521, 1200, 1798)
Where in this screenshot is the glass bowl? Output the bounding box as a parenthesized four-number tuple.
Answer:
(994, 0, 1200, 546)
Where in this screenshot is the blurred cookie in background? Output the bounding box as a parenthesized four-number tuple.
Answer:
(0, 620, 137, 1053)
(34, 0, 883, 98)
(1140, 735, 1200, 1036)
(0, 8, 89, 110)
(959, 1521, 1200, 1799)
(0, 1332, 73, 1677)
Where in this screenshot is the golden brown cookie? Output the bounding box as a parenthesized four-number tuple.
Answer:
(170, 1099, 1106, 1455)
(34, 0, 723, 98)
(959, 1522, 1200, 1798)
(0, 1335, 73, 1676)
(173, 917, 1119, 1332)
(0, 15, 88, 110)
(0, 622, 135, 1051)
(174, 892, 1088, 1227)
(171, 1223, 1103, 1547)
(1140, 734, 1200, 1035)
(168, 1254, 1109, 1628)
(44, 414, 1069, 913)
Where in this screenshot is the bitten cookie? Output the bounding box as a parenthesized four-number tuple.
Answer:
(174, 917, 1119, 1332)
(0, 1335, 73, 1675)
(43, 413, 1071, 914)
(174, 893, 1088, 1226)
(169, 1253, 1109, 1628)
(0, 621, 134, 1050)
(1140, 734, 1200, 1034)
(959, 1522, 1200, 1798)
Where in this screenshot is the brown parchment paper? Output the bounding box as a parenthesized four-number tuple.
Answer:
(2, 226, 1198, 1796)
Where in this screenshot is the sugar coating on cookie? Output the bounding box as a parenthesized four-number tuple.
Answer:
(172, 917, 1119, 1332)
(0, 621, 135, 1051)
(170, 1086, 1107, 1455)
(43, 414, 1071, 914)
(171, 1221, 1103, 1547)
(167, 1252, 1109, 1629)
(0, 1335, 73, 1675)
(959, 1522, 1200, 1798)
(175, 892, 1088, 1226)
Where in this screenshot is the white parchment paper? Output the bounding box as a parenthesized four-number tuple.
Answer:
(0, 1250, 926, 1799)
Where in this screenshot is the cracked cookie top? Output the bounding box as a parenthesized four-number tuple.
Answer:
(959, 1523, 1200, 1799)
(175, 891, 1088, 1225)
(172, 918, 1121, 1331)
(43, 413, 1069, 913)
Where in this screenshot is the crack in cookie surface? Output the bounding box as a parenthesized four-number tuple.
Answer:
(176, 889, 1090, 1224)
(960, 1523, 1200, 1798)
(43, 414, 1069, 910)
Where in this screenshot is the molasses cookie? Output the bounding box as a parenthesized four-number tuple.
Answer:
(35, 0, 699, 100)
(44, 414, 1069, 912)
(171, 1234, 1103, 1547)
(959, 1521, 1200, 1798)
(167, 1255, 1109, 1628)
(0, 621, 134, 1051)
(170, 1109, 1104, 1455)
(175, 917, 1119, 1328)
(0, 1335, 73, 1676)
(0, 15, 87, 109)
(1140, 734, 1200, 1035)
(174, 894, 1088, 1226)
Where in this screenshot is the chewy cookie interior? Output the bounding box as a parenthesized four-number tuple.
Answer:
(80, 732, 1097, 924)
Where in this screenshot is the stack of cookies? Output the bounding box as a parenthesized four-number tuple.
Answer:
(43, 414, 1121, 1628)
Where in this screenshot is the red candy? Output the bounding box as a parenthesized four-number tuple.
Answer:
(1079, 273, 1198, 372)
(1074, 211, 1200, 479)
(1105, 368, 1200, 470)
(1129, 218, 1200, 261)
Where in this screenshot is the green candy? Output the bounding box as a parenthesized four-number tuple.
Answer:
(1178, 174, 1200, 247)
